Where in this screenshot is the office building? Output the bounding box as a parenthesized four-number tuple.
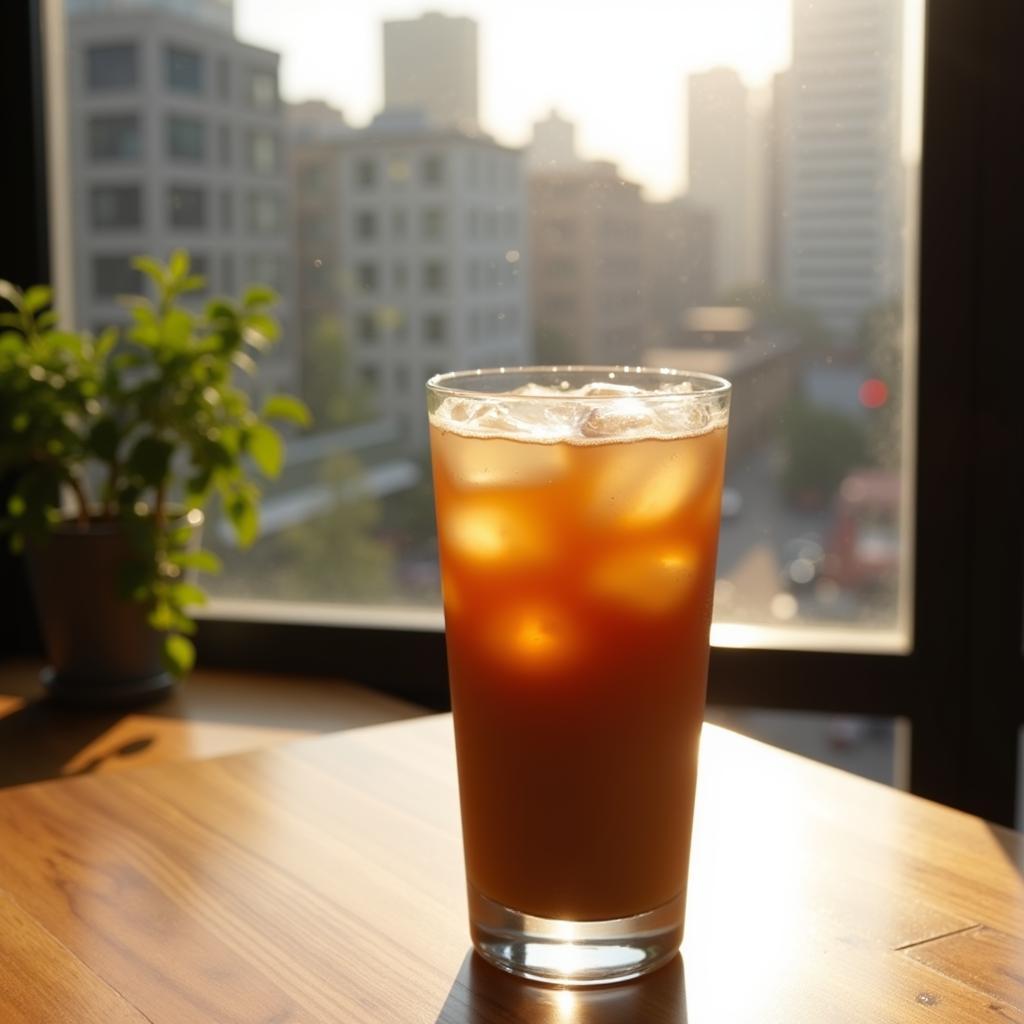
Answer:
(293, 112, 530, 446)
(66, 0, 297, 394)
(528, 109, 580, 171)
(783, 0, 904, 342)
(687, 67, 763, 295)
(529, 160, 646, 364)
(382, 12, 478, 130)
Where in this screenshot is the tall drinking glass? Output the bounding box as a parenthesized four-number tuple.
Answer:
(427, 367, 731, 986)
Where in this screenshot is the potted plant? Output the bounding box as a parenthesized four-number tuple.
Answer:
(0, 252, 310, 705)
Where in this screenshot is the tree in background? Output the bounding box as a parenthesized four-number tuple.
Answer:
(856, 298, 903, 470)
(780, 399, 868, 508)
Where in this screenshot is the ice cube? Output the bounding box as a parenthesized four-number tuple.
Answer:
(489, 603, 581, 672)
(589, 546, 700, 614)
(580, 399, 657, 439)
(577, 382, 646, 398)
(440, 502, 548, 565)
(438, 433, 570, 487)
(591, 443, 711, 528)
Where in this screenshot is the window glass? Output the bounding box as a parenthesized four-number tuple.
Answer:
(167, 115, 205, 161)
(88, 114, 141, 160)
(89, 184, 142, 229)
(86, 43, 136, 90)
(59, 0, 922, 642)
(168, 185, 206, 229)
(92, 255, 141, 298)
(166, 45, 203, 93)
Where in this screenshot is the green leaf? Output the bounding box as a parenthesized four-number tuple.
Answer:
(170, 582, 208, 607)
(87, 417, 120, 462)
(227, 491, 259, 547)
(23, 285, 52, 314)
(7, 495, 26, 517)
(261, 394, 311, 427)
(0, 281, 23, 308)
(133, 256, 166, 288)
(248, 423, 283, 477)
(243, 285, 277, 308)
(171, 548, 222, 574)
(95, 326, 118, 359)
(163, 633, 195, 676)
(169, 249, 189, 281)
(181, 274, 206, 293)
(126, 436, 175, 487)
(149, 601, 177, 631)
(232, 350, 256, 375)
(243, 314, 279, 346)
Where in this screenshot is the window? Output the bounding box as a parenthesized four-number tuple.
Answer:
(246, 130, 280, 173)
(218, 124, 232, 166)
(89, 185, 141, 230)
(220, 190, 233, 231)
(188, 254, 210, 294)
(355, 158, 377, 188)
(88, 115, 140, 161)
(221, 253, 236, 293)
(217, 57, 231, 100)
(421, 207, 444, 240)
(423, 261, 446, 292)
(421, 153, 445, 185)
(245, 253, 285, 290)
(357, 263, 378, 292)
(358, 364, 380, 390)
(165, 46, 203, 93)
(167, 116, 205, 161)
(356, 312, 378, 343)
(167, 186, 206, 229)
(246, 69, 278, 110)
(86, 44, 137, 90)
(423, 312, 446, 344)
(355, 210, 378, 240)
(393, 264, 408, 289)
(392, 209, 408, 238)
(92, 255, 141, 299)
(246, 192, 284, 234)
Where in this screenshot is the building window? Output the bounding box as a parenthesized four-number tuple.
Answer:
(246, 69, 278, 110)
(246, 192, 284, 233)
(355, 210, 378, 240)
(218, 124, 232, 166)
(168, 186, 206, 229)
(92, 255, 141, 299)
(357, 263, 378, 292)
(246, 130, 280, 173)
(356, 313, 378, 343)
(86, 44, 137, 90)
(165, 46, 204, 93)
(89, 184, 142, 230)
(188, 254, 210, 294)
(423, 261, 447, 292)
(423, 313, 446, 344)
(300, 164, 325, 194)
(88, 115, 141, 161)
(221, 253, 236, 293)
(393, 264, 408, 289)
(220, 190, 233, 231)
(392, 209, 408, 238)
(421, 153, 445, 186)
(355, 158, 377, 189)
(422, 207, 444, 241)
(167, 116, 205, 161)
(358, 365, 379, 390)
(217, 57, 230, 100)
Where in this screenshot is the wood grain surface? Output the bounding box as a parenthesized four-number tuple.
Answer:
(0, 714, 1022, 1022)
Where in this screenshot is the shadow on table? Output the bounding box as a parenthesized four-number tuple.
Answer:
(0, 697, 149, 787)
(435, 950, 687, 1024)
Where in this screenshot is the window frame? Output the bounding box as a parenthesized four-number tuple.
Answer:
(1, 0, 1022, 823)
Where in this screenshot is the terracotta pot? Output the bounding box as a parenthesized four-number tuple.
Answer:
(26, 515, 196, 706)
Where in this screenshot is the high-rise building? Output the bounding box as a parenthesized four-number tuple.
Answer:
(783, 0, 904, 342)
(66, 0, 297, 394)
(764, 69, 791, 292)
(292, 112, 529, 447)
(528, 110, 580, 171)
(643, 198, 716, 348)
(382, 12, 478, 131)
(687, 67, 762, 295)
(529, 161, 646, 364)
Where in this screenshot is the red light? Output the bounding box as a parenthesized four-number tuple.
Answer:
(859, 378, 888, 409)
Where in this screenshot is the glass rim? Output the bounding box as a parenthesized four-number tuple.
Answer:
(425, 365, 732, 401)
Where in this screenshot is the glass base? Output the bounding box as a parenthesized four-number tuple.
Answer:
(468, 885, 683, 987)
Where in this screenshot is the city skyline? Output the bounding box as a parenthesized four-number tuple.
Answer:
(235, 0, 923, 201)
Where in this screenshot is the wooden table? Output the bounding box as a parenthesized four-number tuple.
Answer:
(1, 714, 1022, 1023)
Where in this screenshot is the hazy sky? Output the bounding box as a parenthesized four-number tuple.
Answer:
(235, 0, 922, 200)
